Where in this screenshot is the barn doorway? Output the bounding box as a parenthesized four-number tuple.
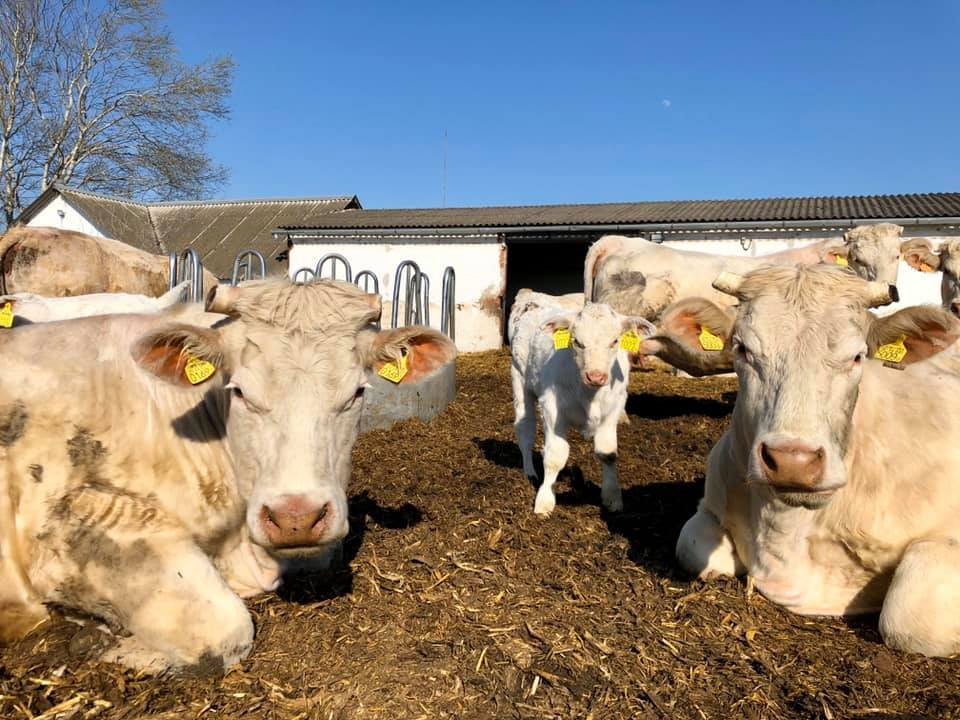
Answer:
(503, 234, 596, 344)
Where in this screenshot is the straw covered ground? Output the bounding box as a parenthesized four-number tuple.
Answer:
(1, 350, 957, 719)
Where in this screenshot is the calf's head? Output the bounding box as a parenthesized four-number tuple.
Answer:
(544, 303, 654, 387)
(675, 266, 959, 508)
(133, 280, 456, 557)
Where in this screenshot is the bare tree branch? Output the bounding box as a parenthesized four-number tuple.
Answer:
(0, 0, 234, 227)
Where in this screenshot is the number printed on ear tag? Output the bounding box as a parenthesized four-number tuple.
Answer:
(698, 326, 724, 351)
(378, 351, 408, 383)
(553, 328, 571, 350)
(0, 302, 12, 329)
(874, 335, 907, 364)
(835, 255, 849, 267)
(184, 356, 216, 385)
(619, 329, 641, 352)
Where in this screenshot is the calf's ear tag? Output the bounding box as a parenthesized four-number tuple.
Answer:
(698, 326, 724, 351)
(874, 335, 907, 364)
(0, 302, 13, 329)
(619, 329, 641, 352)
(378, 350, 408, 383)
(834, 255, 849, 267)
(553, 328, 571, 350)
(184, 356, 216, 385)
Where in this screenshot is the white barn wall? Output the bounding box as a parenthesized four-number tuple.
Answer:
(289, 240, 506, 352)
(25, 196, 105, 237)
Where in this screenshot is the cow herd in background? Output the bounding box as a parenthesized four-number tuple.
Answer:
(0, 221, 957, 675)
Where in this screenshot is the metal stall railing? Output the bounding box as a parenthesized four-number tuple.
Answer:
(391, 260, 426, 328)
(292, 267, 316, 283)
(354, 269, 379, 295)
(168, 248, 205, 303)
(315, 253, 353, 282)
(231, 250, 266, 285)
(441, 266, 455, 340)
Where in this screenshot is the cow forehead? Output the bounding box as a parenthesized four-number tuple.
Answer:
(572, 305, 620, 338)
(238, 328, 365, 388)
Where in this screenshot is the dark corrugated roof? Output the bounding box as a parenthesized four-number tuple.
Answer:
(278, 193, 960, 232)
(15, 185, 361, 277)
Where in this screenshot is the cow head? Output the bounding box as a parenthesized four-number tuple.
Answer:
(637, 297, 736, 376)
(542, 303, 655, 387)
(704, 264, 960, 509)
(902, 237, 960, 318)
(132, 280, 456, 557)
(823, 223, 904, 284)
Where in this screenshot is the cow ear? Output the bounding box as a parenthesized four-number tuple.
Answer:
(132, 323, 227, 387)
(901, 239, 941, 273)
(868, 306, 960, 365)
(823, 245, 850, 266)
(364, 326, 456, 384)
(540, 312, 576, 334)
(641, 298, 736, 376)
(621, 315, 656, 336)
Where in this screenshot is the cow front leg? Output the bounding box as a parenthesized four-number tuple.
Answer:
(879, 537, 960, 657)
(675, 502, 745, 578)
(534, 418, 569, 517)
(593, 418, 622, 512)
(42, 487, 254, 674)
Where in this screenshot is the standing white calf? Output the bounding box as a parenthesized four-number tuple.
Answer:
(510, 301, 654, 516)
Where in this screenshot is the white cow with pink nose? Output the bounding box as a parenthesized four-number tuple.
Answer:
(675, 263, 960, 656)
(509, 298, 654, 516)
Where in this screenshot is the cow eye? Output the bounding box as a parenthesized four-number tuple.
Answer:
(228, 384, 244, 400)
(355, 385, 366, 399)
(572, 338, 584, 349)
(853, 351, 865, 365)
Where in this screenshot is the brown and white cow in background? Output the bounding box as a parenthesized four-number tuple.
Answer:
(674, 264, 960, 656)
(0, 226, 218, 296)
(585, 223, 905, 318)
(0, 279, 456, 673)
(902, 237, 960, 318)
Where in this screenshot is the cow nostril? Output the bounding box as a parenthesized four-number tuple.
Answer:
(315, 504, 329, 524)
(760, 443, 777, 472)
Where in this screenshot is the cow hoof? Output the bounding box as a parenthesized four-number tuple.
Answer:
(602, 495, 624, 513)
(533, 489, 555, 517)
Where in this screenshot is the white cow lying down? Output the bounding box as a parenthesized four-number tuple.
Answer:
(0, 279, 456, 673)
(674, 263, 960, 656)
(0, 281, 189, 325)
(510, 296, 654, 515)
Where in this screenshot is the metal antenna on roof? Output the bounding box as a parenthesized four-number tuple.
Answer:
(442, 128, 448, 208)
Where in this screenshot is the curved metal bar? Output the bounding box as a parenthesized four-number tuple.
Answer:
(315, 253, 353, 282)
(354, 269, 379, 295)
(177, 248, 204, 303)
(419, 273, 430, 327)
(441, 266, 456, 340)
(168, 252, 179, 291)
(231, 250, 266, 285)
(391, 260, 421, 328)
(292, 267, 316, 283)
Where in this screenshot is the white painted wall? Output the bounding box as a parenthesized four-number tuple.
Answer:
(25, 195, 105, 237)
(289, 240, 505, 352)
(660, 235, 944, 315)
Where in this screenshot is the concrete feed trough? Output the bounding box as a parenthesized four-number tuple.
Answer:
(360, 358, 457, 433)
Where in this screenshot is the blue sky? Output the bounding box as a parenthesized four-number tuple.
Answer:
(165, 0, 960, 208)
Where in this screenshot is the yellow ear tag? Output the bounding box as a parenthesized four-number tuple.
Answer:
(378, 351, 409, 384)
(874, 335, 908, 364)
(834, 255, 849, 267)
(0, 302, 13, 329)
(184, 356, 216, 385)
(619, 329, 641, 353)
(698, 326, 724, 351)
(553, 328, 571, 350)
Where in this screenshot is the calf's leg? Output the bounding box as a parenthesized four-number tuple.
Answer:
(534, 412, 569, 516)
(879, 537, 960, 657)
(511, 366, 538, 481)
(675, 503, 744, 578)
(593, 417, 623, 512)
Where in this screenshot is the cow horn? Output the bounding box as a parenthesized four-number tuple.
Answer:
(712, 271, 745, 298)
(865, 282, 898, 308)
(205, 285, 242, 315)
